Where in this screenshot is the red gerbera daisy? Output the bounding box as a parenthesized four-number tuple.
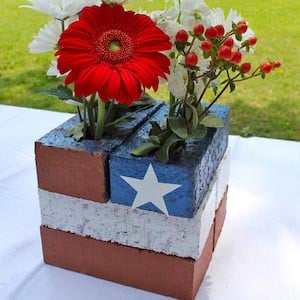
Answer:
(56, 4, 172, 105)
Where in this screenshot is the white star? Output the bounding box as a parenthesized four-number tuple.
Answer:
(120, 164, 181, 216)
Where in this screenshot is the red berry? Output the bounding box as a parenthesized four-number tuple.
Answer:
(240, 62, 251, 73)
(218, 46, 232, 60)
(201, 41, 213, 52)
(176, 30, 189, 43)
(223, 37, 234, 48)
(260, 62, 272, 74)
(215, 25, 225, 37)
(185, 52, 198, 67)
(237, 22, 248, 34)
(273, 60, 281, 68)
(205, 26, 219, 39)
(248, 36, 257, 46)
(230, 51, 242, 64)
(194, 24, 204, 36)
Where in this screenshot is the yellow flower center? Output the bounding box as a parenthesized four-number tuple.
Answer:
(109, 40, 121, 52)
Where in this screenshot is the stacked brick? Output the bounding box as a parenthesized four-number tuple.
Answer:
(35, 104, 230, 300)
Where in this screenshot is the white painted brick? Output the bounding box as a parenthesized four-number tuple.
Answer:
(199, 182, 217, 254)
(216, 148, 230, 209)
(39, 148, 229, 259)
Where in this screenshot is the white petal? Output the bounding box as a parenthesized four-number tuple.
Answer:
(29, 19, 62, 53)
(47, 61, 66, 77)
(21, 0, 102, 19)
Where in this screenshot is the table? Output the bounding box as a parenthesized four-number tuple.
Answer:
(0, 104, 299, 300)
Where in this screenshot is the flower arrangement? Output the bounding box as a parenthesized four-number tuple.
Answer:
(23, 0, 280, 162)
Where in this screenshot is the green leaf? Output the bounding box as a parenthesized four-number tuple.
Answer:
(232, 65, 237, 72)
(149, 135, 161, 146)
(200, 115, 224, 128)
(64, 122, 85, 141)
(149, 121, 162, 136)
(236, 33, 242, 41)
(104, 101, 117, 125)
(156, 134, 184, 163)
(105, 115, 135, 129)
(169, 52, 176, 59)
(130, 93, 156, 109)
(230, 82, 236, 93)
(186, 103, 199, 130)
(131, 142, 159, 157)
(39, 85, 83, 104)
(157, 130, 172, 144)
(203, 52, 210, 59)
(187, 80, 195, 94)
(188, 124, 207, 138)
(168, 117, 188, 139)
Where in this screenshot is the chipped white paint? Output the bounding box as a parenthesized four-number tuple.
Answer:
(39, 148, 229, 259)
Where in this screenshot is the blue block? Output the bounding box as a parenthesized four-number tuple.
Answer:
(37, 102, 164, 154)
(110, 103, 230, 218)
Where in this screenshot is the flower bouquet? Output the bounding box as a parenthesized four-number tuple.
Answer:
(24, 0, 280, 299)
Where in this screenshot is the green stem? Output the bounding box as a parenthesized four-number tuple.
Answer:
(183, 70, 192, 122)
(95, 98, 106, 140)
(176, 0, 181, 23)
(186, 35, 196, 54)
(199, 73, 240, 118)
(105, 100, 116, 124)
(169, 93, 176, 117)
(77, 106, 82, 122)
(87, 94, 96, 136)
(195, 69, 222, 108)
(83, 98, 87, 139)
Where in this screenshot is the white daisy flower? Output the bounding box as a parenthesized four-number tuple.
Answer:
(21, 0, 101, 20)
(180, 0, 210, 30)
(168, 65, 187, 99)
(29, 17, 76, 53)
(29, 19, 62, 53)
(168, 58, 208, 100)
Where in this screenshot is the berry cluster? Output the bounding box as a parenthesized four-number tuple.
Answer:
(175, 21, 280, 78)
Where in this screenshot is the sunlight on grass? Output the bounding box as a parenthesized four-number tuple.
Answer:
(0, 0, 299, 140)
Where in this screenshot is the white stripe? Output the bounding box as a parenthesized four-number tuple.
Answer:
(39, 148, 229, 259)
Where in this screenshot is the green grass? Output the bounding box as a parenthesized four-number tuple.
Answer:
(0, 0, 299, 140)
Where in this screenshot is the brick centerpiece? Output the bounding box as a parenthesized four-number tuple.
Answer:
(35, 102, 230, 300)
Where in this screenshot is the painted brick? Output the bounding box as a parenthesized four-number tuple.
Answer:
(214, 187, 228, 250)
(40, 223, 214, 300)
(35, 102, 163, 203)
(110, 103, 230, 217)
(38, 149, 229, 259)
(215, 149, 230, 209)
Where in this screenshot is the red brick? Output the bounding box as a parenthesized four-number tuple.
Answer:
(40, 224, 214, 300)
(35, 143, 107, 203)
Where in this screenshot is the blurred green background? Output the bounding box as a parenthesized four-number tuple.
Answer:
(1, 0, 299, 140)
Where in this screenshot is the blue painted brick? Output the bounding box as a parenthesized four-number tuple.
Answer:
(37, 102, 164, 153)
(110, 103, 230, 218)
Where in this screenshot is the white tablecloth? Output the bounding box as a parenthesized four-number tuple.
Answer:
(0, 104, 299, 300)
